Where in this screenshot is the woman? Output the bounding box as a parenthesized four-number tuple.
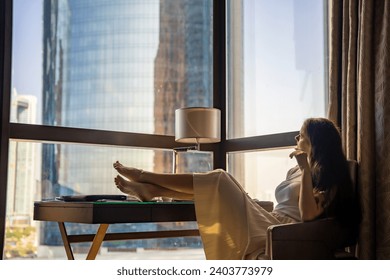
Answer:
(113, 118, 361, 259)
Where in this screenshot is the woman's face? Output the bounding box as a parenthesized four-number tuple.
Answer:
(295, 126, 311, 154)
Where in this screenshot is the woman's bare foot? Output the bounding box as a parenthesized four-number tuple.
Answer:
(113, 161, 143, 181)
(114, 175, 194, 201)
(114, 175, 154, 201)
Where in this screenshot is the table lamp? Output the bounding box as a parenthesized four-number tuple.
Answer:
(173, 107, 221, 173)
(175, 107, 221, 149)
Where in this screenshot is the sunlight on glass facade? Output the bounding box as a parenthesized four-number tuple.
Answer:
(42, 0, 157, 132)
(39, 0, 213, 202)
(7, 0, 212, 259)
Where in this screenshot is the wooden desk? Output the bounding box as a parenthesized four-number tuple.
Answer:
(33, 201, 199, 260)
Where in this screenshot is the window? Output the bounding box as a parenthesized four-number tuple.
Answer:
(4, 0, 214, 260)
(227, 0, 327, 139)
(228, 149, 297, 204)
(1, 0, 328, 260)
(226, 0, 327, 199)
(6, 140, 209, 260)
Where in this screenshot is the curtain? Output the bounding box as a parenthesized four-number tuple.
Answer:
(328, 0, 390, 259)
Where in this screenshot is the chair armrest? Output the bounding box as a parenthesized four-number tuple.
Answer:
(266, 218, 357, 259)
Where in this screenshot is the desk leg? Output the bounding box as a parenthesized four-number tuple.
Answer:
(58, 222, 75, 260)
(86, 224, 109, 260)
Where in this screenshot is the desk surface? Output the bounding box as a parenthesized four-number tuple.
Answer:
(34, 201, 197, 224)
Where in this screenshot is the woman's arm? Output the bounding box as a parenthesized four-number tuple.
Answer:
(290, 150, 325, 221)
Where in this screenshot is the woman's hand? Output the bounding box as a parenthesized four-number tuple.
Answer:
(290, 148, 322, 221)
(289, 149, 310, 170)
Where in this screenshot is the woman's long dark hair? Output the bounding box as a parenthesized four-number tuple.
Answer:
(303, 118, 361, 229)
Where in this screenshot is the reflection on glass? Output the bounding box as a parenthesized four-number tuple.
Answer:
(227, 148, 297, 205)
(174, 150, 213, 174)
(227, 0, 327, 138)
(5, 141, 210, 259)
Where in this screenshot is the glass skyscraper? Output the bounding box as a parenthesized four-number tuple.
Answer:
(41, 0, 212, 248)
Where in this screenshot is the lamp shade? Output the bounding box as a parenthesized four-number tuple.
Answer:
(175, 107, 221, 144)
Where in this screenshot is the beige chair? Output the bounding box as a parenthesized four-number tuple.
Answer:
(260, 160, 359, 260)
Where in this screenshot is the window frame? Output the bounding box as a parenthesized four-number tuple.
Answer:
(0, 0, 309, 259)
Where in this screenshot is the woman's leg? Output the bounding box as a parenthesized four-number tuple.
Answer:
(114, 175, 193, 201)
(113, 161, 194, 194)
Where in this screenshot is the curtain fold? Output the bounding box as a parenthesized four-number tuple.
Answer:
(328, 0, 390, 259)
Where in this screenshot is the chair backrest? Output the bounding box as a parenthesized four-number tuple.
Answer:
(326, 159, 359, 257)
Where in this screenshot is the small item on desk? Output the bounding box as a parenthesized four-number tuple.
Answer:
(55, 194, 127, 202)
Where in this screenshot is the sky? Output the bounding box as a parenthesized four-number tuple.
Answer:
(12, 0, 43, 96)
(243, 0, 325, 136)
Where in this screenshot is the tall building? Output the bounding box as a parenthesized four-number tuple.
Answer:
(154, 0, 213, 173)
(41, 0, 212, 249)
(7, 89, 37, 222)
